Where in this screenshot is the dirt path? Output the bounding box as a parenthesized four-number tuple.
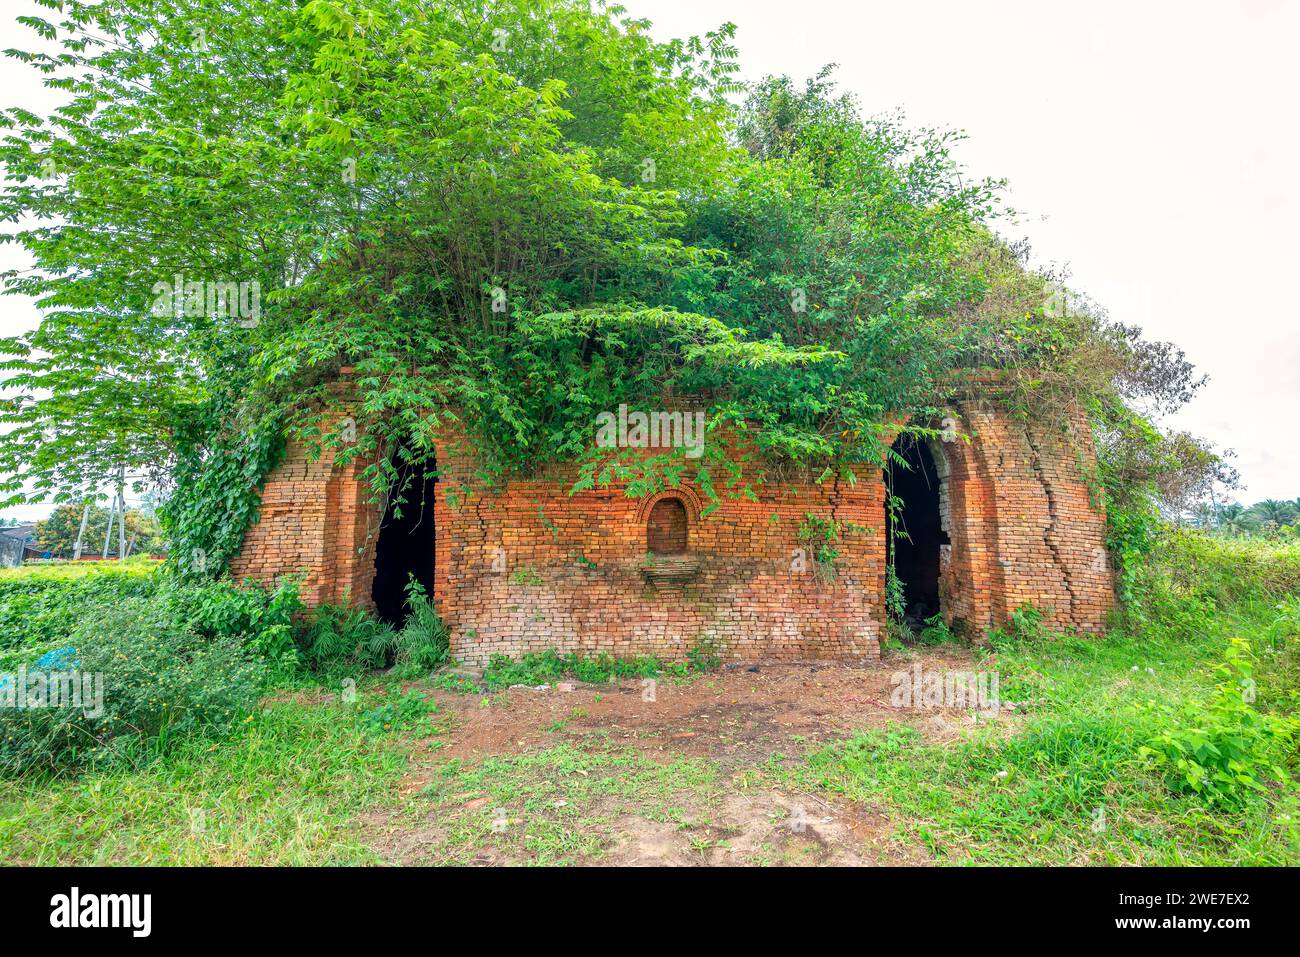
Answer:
(363, 650, 1008, 865)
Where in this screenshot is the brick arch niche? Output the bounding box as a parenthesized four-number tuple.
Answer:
(646, 497, 689, 556)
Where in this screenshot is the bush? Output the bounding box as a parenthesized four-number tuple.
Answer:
(0, 597, 265, 777)
(986, 604, 1049, 646)
(1140, 638, 1300, 807)
(170, 576, 305, 677)
(1125, 530, 1300, 636)
(392, 578, 449, 677)
(686, 634, 723, 671)
(355, 688, 438, 734)
(0, 564, 158, 652)
(917, 613, 957, 646)
(298, 602, 398, 678)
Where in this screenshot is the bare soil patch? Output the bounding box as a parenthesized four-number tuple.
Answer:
(364, 649, 1007, 865)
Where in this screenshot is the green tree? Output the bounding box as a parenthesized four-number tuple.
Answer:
(1216, 503, 1254, 538)
(1250, 499, 1296, 528)
(35, 503, 163, 558)
(0, 0, 1217, 581)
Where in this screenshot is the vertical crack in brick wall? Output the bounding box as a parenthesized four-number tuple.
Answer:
(1024, 425, 1078, 624)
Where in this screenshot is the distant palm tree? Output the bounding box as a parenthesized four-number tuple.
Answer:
(1253, 499, 1296, 526)
(1188, 503, 1217, 529)
(1217, 503, 1253, 538)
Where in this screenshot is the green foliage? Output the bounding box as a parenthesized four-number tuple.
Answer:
(987, 604, 1050, 645)
(917, 613, 957, 646)
(509, 566, 543, 587)
(884, 563, 906, 630)
(173, 576, 306, 678)
(797, 511, 843, 574)
(0, 563, 157, 653)
(392, 577, 449, 677)
(0, 559, 308, 668)
(298, 602, 398, 678)
(1105, 496, 1161, 614)
(1122, 528, 1300, 641)
(1140, 639, 1299, 807)
(685, 634, 723, 672)
(354, 688, 438, 735)
(0, 597, 265, 777)
(297, 577, 449, 681)
(1094, 404, 1226, 613)
(160, 400, 284, 581)
(471, 648, 705, 691)
(1187, 498, 1300, 539)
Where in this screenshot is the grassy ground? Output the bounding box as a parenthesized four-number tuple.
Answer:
(0, 557, 161, 581)
(788, 622, 1298, 865)
(1, 543, 1297, 866)
(0, 682, 431, 865)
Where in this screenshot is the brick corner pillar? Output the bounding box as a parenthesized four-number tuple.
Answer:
(229, 403, 381, 610)
(957, 396, 1114, 635)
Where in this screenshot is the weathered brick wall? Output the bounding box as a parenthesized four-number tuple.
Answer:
(231, 392, 1112, 664)
(929, 399, 1113, 635)
(229, 403, 375, 608)
(429, 456, 885, 666)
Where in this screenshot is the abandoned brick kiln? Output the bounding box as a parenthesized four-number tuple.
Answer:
(230, 384, 1114, 666)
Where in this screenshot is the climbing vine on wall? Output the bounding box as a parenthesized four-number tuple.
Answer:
(160, 396, 284, 582)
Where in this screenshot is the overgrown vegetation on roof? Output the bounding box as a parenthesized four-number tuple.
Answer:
(0, 0, 1216, 582)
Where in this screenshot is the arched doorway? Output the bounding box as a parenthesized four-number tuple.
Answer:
(371, 450, 437, 628)
(885, 436, 948, 629)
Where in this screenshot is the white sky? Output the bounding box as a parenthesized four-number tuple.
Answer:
(2, 0, 1297, 520)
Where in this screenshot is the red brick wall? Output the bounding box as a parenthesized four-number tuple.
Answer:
(229, 402, 376, 608)
(928, 399, 1113, 635)
(231, 394, 1112, 664)
(428, 447, 885, 665)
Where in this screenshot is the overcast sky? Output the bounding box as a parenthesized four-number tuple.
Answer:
(1, 0, 1297, 520)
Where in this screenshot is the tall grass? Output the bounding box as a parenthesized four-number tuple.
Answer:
(792, 530, 1300, 864)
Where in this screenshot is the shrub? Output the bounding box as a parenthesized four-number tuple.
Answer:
(392, 578, 449, 677)
(1123, 529, 1300, 637)
(0, 597, 265, 777)
(918, 613, 957, 646)
(1140, 639, 1300, 807)
(171, 576, 305, 677)
(0, 565, 158, 652)
(686, 634, 723, 671)
(355, 688, 438, 734)
(298, 602, 397, 677)
(986, 604, 1049, 646)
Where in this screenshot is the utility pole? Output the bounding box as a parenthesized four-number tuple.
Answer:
(116, 466, 127, 560)
(101, 493, 117, 559)
(72, 501, 91, 560)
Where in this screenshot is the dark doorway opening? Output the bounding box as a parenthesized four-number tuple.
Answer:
(886, 436, 948, 629)
(371, 452, 437, 628)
